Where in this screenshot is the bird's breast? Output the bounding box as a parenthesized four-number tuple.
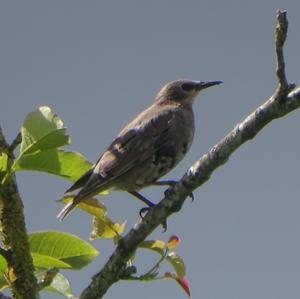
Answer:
(111, 106, 195, 191)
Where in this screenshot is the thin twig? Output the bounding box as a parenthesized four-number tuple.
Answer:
(0, 127, 10, 153)
(275, 10, 288, 90)
(37, 268, 59, 291)
(8, 132, 22, 156)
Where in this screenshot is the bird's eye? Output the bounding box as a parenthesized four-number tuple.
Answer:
(181, 83, 195, 91)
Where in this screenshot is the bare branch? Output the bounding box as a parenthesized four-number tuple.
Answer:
(275, 10, 288, 90)
(80, 11, 300, 299)
(8, 133, 21, 156)
(37, 268, 59, 291)
(0, 126, 10, 156)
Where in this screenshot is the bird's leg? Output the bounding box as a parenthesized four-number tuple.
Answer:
(128, 191, 155, 217)
(153, 180, 194, 202)
(152, 180, 177, 187)
(128, 191, 155, 207)
(128, 191, 167, 231)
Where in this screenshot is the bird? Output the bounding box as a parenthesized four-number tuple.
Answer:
(57, 79, 222, 221)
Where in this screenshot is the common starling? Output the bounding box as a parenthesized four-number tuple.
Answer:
(57, 79, 222, 220)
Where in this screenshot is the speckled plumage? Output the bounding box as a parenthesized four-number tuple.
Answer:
(57, 79, 222, 220)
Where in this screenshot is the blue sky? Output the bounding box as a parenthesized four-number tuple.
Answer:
(1, 1, 300, 298)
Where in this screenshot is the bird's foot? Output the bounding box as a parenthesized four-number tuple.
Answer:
(189, 192, 194, 202)
(139, 206, 167, 231)
(154, 180, 194, 202)
(128, 191, 167, 229)
(139, 206, 151, 218)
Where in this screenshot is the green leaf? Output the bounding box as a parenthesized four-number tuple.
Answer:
(0, 258, 8, 292)
(23, 128, 69, 155)
(59, 197, 126, 239)
(139, 240, 167, 256)
(90, 217, 126, 239)
(12, 106, 94, 182)
(31, 253, 71, 269)
(0, 274, 9, 291)
(139, 240, 186, 278)
(59, 197, 108, 218)
(29, 231, 99, 269)
(35, 270, 74, 298)
(166, 252, 186, 278)
(13, 150, 92, 182)
(0, 153, 8, 172)
(0, 256, 7, 274)
(20, 106, 69, 154)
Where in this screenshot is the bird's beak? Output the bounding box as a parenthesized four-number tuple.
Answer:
(195, 80, 222, 90)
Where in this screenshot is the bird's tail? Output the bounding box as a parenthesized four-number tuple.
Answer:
(57, 200, 77, 221)
(57, 172, 108, 221)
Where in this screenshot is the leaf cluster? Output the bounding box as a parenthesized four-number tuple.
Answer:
(0, 106, 190, 297)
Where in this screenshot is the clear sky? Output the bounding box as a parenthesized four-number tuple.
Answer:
(1, 1, 300, 299)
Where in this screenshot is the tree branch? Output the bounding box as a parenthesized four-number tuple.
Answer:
(275, 10, 289, 90)
(0, 126, 38, 299)
(80, 11, 299, 299)
(8, 133, 22, 157)
(37, 268, 59, 291)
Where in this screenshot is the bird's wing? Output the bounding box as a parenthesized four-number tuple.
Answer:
(65, 168, 94, 193)
(94, 106, 176, 179)
(67, 106, 177, 202)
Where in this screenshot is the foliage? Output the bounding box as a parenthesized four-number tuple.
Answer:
(0, 106, 189, 297)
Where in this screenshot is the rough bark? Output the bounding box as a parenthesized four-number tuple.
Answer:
(0, 128, 38, 299)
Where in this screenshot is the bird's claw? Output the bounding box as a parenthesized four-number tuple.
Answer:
(161, 219, 167, 232)
(139, 206, 151, 218)
(155, 180, 194, 202)
(139, 206, 167, 231)
(189, 192, 194, 202)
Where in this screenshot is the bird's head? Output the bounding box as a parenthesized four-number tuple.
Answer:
(154, 79, 222, 106)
